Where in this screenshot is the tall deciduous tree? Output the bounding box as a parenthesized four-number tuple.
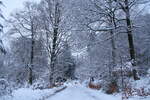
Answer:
(39, 0, 73, 86)
(9, 1, 39, 84)
(114, 0, 140, 80)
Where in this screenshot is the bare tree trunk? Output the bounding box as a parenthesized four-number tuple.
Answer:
(29, 22, 35, 85)
(124, 0, 140, 80)
(28, 67, 33, 85)
(49, 31, 57, 86)
(108, 0, 117, 70)
(110, 30, 116, 67)
(49, 2, 60, 86)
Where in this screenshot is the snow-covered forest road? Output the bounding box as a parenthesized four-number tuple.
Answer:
(1, 80, 150, 100)
(46, 85, 120, 100)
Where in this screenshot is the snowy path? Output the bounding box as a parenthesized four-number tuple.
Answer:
(1, 84, 150, 100)
(46, 85, 121, 100)
(2, 79, 150, 100)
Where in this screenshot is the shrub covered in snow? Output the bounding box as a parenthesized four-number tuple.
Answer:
(31, 79, 49, 90)
(0, 78, 12, 96)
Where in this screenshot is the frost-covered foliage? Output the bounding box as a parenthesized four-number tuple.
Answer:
(134, 14, 150, 72)
(55, 41, 76, 80)
(3, 37, 48, 87)
(0, 0, 149, 98)
(71, 0, 150, 81)
(0, 78, 12, 96)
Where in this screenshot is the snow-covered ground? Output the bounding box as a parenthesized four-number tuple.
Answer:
(0, 80, 150, 100)
(0, 82, 121, 100)
(47, 83, 121, 100)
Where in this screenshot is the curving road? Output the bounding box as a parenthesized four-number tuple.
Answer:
(46, 85, 120, 100)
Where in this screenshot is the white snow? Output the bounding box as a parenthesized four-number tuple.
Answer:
(12, 88, 53, 100)
(131, 76, 150, 89)
(1, 80, 150, 100)
(47, 84, 121, 100)
(0, 86, 65, 100)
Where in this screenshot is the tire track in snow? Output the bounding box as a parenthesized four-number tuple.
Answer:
(46, 86, 100, 100)
(38, 86, 67, 100)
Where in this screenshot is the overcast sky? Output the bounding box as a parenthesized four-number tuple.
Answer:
(2, 0, 150, 18)
(1, 0, 41, 47)
(2, 0, 41, 18)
